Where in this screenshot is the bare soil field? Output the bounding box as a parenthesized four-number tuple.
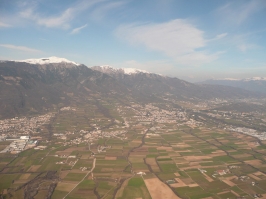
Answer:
(244, 159, 262, 166)
(188, 184, 199, 187)
(144, 177, 181, 199)
(134, 147, 149, 152)
(60, 170, 70, 179)
(156, 146, 173, 151)
(248, 173, 261, 181)
(216, 139, 229, 143)
(254, 171, 266, 177)
(183, 156, 212, 161)
(174, 158, 189, 164)
(189, 162, 200, 166)
(80, 154, 91, 159)
(105, 156, 117, 160)
(209, 152, 227, 157)
(172, 144, 190, 148)
(202, 172, 214, 182)
(168, 152, 180, 157)
(170, 182, 186, 188)
(146, 158, 160, 172)
(131, 140, 142, 144)
(19, 173, 31, 180)
(181, 177, 198, 187)
(211, 150, 225, 154)
(231, 190, 240, 197)
(130, 152, 148, 156)
(221, 176, 237, 186)
(217, 191, 230, 195)
(27, 165, 41, 172)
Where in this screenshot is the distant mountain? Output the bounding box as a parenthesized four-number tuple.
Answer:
(91, 65, 262, 100)
(0, 57, 263, 119)
(200, 77, 266, 94)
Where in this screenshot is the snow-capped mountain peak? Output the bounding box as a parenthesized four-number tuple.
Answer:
(243, 77, 266, 81)
(15, 56, 80, 66)
(222, 78, 240, 81)
(96, 65, 150, 75)
(123, 68, 149, 74)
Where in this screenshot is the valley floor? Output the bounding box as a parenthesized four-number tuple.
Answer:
(1, 100, 266, 199)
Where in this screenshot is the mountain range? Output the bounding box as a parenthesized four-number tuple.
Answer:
(0, 57, 264, 119)
(91, 65, 261, 100)
(200, 78, 266, 94)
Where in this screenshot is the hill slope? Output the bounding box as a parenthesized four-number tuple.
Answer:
(0, 59, 129, 119)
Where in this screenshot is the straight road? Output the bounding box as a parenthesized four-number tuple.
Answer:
(63, 158, 96, 199)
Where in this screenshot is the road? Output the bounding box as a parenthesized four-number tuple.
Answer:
(62, 157, 96, 199)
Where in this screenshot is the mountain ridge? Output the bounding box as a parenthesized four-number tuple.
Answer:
(0, 57, 264, 119)
(12, 56, 80, 66)
(92, 65, 154, 75)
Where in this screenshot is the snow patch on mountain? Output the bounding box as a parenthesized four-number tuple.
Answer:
(123, 68, 150, 74)
(211, 77, 266, 81)
(222, 78, 240, 81)
(243, 77, 266, 81)
(98, 65, 150, 75)
(15, 56, 80, 66)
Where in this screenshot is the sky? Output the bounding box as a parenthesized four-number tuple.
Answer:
(0, 0, 266, 82)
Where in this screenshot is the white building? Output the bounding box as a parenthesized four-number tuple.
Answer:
(20, 136, 30, 140)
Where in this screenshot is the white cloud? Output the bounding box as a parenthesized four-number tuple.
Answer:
(20, 0, 105, 29)
(0, 44, 41, 53)
(0, 21, 11, 28)
(207, 33, 228, 42)
(231, 33, 261, 53)
(115, 19, 220, 66)
(217, 1, 264, 25)
(90, 1, 126, 21)
(175, 51, 224, 66)
(70, 24, 87, 34)
(237, 43, 259, 52)
(214, 33, 228, 40)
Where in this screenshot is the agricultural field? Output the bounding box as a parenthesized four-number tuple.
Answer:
(1, 101, 266, 199)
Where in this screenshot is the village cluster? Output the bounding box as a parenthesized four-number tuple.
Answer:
(229, 127, 266, 140)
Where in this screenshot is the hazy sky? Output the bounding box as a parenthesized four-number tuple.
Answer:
(1, 0, 266, 81)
